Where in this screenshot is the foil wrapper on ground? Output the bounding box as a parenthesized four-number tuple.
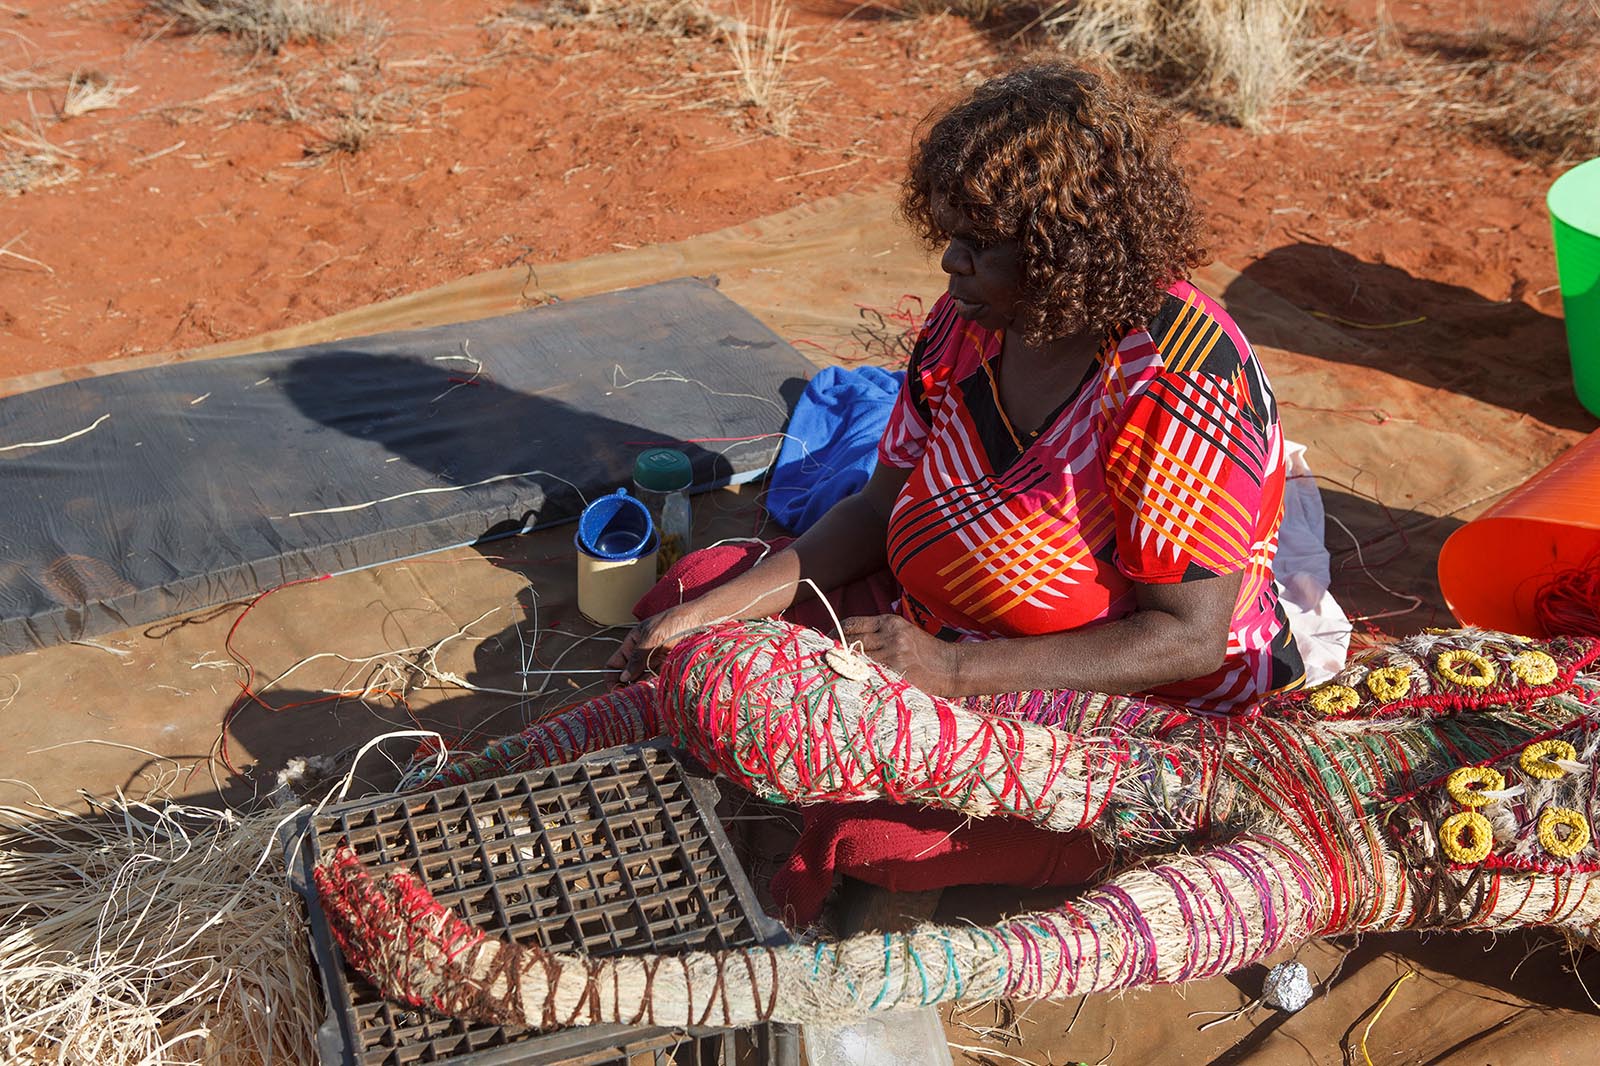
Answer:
(1261, 961, 1314, 1013)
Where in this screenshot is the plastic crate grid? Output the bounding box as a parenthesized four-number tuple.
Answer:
(296, 745, 789, 1066)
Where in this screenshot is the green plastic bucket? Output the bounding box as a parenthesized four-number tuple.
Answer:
(1550, 157, 1600, 418)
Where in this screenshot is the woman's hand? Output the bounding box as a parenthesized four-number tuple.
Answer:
(840, 614, 962, 696)
(607, 601, 724, 684)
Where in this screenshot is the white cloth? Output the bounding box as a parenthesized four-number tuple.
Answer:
(1274, 440, 1351, 684)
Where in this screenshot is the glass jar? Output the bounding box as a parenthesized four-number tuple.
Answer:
(632, 447, 693, 575)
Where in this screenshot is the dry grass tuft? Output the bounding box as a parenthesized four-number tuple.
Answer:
(1045, 0, 1313, 128)
(862, 0, 1313, 127)
(885, 0, 1013, 19)
(491, 0, 809, 139)
(1, 122, 78, 195)
(1045, 0, 1161, 57)
(146, 0, 360, 54)
(1456, 59, 1600, 162)
(1182, 0, 1311, 127)
(263, 31, 478, 159)
(60, 71, 139, 117)
(1452, 0, 1600, 161)
(140, 2, 436, 159)
(494, 0, 728, 37)
(725, 3, 802, 136)
(1356, 0, 1600, 161)
(311, 109, 379, 155)
(274, 59, 399, 157)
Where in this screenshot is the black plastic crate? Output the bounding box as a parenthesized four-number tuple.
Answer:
(286, 744, 799, 1066)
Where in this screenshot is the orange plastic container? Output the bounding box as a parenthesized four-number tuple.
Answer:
(1438, 429, 1600, 635)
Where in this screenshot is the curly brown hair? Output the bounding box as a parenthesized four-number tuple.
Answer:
(902, 60, 1207, 346)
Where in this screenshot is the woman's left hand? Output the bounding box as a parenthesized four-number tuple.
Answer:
(840, 614, 962, 696)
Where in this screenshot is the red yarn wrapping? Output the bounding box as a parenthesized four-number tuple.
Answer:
(1534, 551, 1600, 637)
(656, 621, 1146, 832)
(315, 844, 517, 1022)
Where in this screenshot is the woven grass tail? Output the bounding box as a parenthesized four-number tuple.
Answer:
(428, 680, 663, 787)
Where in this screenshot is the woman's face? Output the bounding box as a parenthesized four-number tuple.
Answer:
(933, 196, 1024, 333)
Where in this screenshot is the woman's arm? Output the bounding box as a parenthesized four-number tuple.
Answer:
(842, 569, 1243, 697)
(609, 463, 912, 681)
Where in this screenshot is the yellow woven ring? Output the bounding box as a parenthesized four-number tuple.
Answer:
(1365, 666, 1412, 702)
(1538, 807, 1590, 859)
(1508, 650, 1559, 687)
(1521, 739, 1578, 780)
(1435, 649, 1496, 688)
(1445, 766, 1505, 808)
(1439, 810, 1494, 864)
(1308, 683, 1361, 716)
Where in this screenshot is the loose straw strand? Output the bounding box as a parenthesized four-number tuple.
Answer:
(0, 412, 110, 454)
(1354, 968, 1415, 1066)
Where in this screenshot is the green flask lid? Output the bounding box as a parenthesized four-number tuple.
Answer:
(633, 447, 692, 492)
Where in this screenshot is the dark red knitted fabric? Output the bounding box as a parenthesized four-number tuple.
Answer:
(632, 536, 900, 629)
(770, 802, 1111, 925)
(633, 542, 1111, 926)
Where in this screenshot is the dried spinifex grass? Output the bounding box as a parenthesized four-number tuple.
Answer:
(0, 122, 78, 195)
(0, 798, 321, 1065)
(146, 0, 361, 54)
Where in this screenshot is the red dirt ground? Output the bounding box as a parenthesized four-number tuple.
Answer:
(1, 0, 1587, 402)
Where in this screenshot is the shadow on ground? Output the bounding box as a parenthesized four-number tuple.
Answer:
(1231, 242, 1591, 431)
(1319, 484, 1465, 638)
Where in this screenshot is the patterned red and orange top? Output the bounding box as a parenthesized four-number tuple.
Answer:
(877, 282, 1305, 712)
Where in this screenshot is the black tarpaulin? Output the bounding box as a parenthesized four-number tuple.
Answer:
(0, 278, 812, 655)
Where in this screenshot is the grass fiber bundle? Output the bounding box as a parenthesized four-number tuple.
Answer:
(0, 798, 320, 1065)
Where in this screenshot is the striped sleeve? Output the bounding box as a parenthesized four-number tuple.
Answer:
(877, 295, 961, 469)
(1103, 361, 1272, 583)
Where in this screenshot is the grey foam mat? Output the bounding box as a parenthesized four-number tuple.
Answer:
(0, 278, 811, 655)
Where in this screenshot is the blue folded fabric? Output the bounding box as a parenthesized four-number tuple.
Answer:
(765, 365, 906, 533)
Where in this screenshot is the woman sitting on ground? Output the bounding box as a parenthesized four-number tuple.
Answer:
(613, 60, 1305, 715)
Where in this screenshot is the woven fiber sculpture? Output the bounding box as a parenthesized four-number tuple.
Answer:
(314, 620, 1600, 1028)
